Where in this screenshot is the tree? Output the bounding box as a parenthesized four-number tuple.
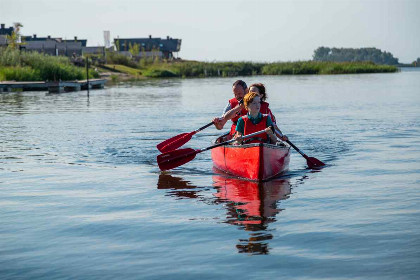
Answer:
(312, 47, 399, 65)
(129, 43, 140, 56)
(6, 22, 24, 49)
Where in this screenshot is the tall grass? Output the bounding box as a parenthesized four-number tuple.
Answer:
(0, 47, 98, 81)
(140, 60, 396, 78)
(261, 61, 396, 75)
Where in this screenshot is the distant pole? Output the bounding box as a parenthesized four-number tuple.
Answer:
(86, 57, 90, 97)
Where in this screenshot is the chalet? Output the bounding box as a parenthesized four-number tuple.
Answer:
(0, 23, 13, 36)
(20, 41, 83, 56)
(0, 23, 14, 46)
(114, 35, 181, 59)
(19, 34, 88, 56)
(22, 35, 87, 47)
(82, 46, 105, 56)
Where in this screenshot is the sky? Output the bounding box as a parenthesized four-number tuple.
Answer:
(1, 0, 419, 63)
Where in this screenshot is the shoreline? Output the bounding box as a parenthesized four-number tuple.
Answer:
(95, 60, 399, 82)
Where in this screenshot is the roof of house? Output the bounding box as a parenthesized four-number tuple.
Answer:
(22, 36, 87, 47)
(0, 25, 14, 36)
(114, 37, 181, 52)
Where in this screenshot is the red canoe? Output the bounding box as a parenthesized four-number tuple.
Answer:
(211, 134, 291, 181)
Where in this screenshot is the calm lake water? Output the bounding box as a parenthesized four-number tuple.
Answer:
(1, 69, 419, 279)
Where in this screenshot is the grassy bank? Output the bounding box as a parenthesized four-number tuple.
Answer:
(0, 47, 98, 81)
(143, 61, 397, 78)
(0, 47, 397, 82)
(103, 59, 397, 80)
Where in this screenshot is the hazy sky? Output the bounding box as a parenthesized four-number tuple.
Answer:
(2, 0, 419, 62)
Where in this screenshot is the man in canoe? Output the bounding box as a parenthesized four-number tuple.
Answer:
(234, 91, 278, 145)
(213, 80, 248, 136)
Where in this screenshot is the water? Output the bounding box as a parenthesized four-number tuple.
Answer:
(1, 69, 419, 279)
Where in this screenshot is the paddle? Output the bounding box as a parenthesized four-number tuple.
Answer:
(156, 121, 214, 153)
(285, 139, 325, 169)
(157, 129, 268, 171)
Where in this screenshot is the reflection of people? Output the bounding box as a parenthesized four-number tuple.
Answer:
(234, 92, 277, 145)
(213, 173, 291, 254)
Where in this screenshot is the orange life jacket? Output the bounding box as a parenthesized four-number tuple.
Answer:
(243, 114, 269, 144)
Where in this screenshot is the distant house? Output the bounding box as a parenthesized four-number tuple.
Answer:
(19, 34, 88, 56)
(20, 40, 83, 56)
(22, 34, 61, 42)
(0, 23, 13, 36)
(0, 23, 14, 47)
(82, 46, 105, 56)
(22, 35, 87, 46)
(114, 35, 181, 59)
(63, 37, 87, 47)
(0, 35, 7, 46)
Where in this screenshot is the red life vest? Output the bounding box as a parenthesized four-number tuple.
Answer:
(243, 114, 269, 144)
(260, 101, 276, 123)
(229, 98, 248, 135)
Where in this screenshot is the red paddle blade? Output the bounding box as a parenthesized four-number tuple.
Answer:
(157, 148, 198, 171)
(306, 157, 325, 169)
(156, 132, 194, 153)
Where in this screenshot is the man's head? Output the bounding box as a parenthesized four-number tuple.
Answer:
(232, 80, 247, 101)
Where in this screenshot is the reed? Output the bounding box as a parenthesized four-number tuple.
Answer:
(0, 47, 99, 81)
(141, 60, 397, 78)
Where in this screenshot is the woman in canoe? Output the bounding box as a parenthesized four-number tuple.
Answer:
(248, 83, 288, 142)
(234, 91, 278, 145)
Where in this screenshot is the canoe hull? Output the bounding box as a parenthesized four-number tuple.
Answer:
(211, 137, 290, 181)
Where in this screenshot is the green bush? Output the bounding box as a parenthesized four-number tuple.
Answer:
(106, 51, 138, 68)
(0, 66, 41, 81)
(143, 68, 177, 78)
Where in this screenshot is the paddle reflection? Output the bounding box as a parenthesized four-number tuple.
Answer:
(212, 174, 291, 255)
(157, 173, 204, 200)
(157, 172, 291, 255)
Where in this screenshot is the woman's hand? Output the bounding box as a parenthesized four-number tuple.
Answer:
(265, 127, 274, 135)
(233, 133, 243, 145)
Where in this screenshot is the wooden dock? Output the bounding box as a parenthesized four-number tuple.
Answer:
(0, 79, 107, 93)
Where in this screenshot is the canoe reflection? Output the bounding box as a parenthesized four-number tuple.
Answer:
(157, 172, 292, 255)
(213, 174, 291, 254)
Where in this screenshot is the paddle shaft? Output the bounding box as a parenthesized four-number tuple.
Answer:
(195, 121, 214, 133)
(285, 140, 308, 158)
(285, 139, 325, 168)
(157, 121, 215, 153)
(199, 129, 269, 153)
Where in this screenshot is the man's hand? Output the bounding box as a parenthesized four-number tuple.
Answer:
(213, 117, 225, 130)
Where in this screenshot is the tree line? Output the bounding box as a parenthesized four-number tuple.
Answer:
(313, 47, 399, 65)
